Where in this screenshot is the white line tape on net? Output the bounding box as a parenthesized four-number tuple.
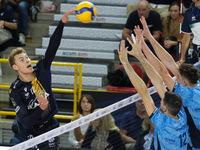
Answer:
(8, 86, 158, 150)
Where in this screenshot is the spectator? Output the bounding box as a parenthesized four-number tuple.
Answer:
(68, 94, 95, 148)
(7, 0, 32, 46)
(134, 115, 155, 150)
(162, 2, 182, 60)
(118, 35, 190, 149)
(138, 16, 200, 149)
(8, 9, 75, 149)
(81, 109, 125, 150)
(122, 0, 162, 56)
(119, 99, 146, 150)
(147, 0, 173, 20)
(180, 0, 200, 64)
(177, 0, 193, 14)
(10, 117, 20, 144)
(0, 0, 20, 51)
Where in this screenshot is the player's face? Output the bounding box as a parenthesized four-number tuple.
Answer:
(138, 5, 150, 19)
(12, 53, 33, 74)
(170, 5, 180, 20)
(93, 118, 101, 128)
(81, 97, 92, 113)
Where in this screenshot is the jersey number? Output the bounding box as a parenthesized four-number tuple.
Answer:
(179, 132, 187, 147)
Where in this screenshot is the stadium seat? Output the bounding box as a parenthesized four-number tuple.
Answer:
(107, 64, 151, 93)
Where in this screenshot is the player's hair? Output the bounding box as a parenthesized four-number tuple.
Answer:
(178, 63, 199, 84)
(9, 47, 27, 68)
(163, 91, 183, 116)
(93, 109, 119, 132)
(78, 94, 95, 114)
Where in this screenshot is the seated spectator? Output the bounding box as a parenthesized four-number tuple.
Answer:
(7, 0, 32, 46)
(68, 94, 95, 148)
(148, 0, 173, 20)
(120, 99, 146, 150)
(122, 0, 162, 56)
(162, 2, 181, 60)
(10, 116, 20, 144)
(81, 109, 125, 150)
(134, 115, 155, 150)
(0, 0, 20, 51)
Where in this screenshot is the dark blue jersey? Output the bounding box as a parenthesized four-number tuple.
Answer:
(9, 20, 65, 129)
(181, 6, 200, 45)
(125, 10, 162, 35)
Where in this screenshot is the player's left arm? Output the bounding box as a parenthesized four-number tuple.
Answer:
(118, 40, 156, 116)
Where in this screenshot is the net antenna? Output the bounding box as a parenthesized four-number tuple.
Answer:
(179, 0, 183, 62)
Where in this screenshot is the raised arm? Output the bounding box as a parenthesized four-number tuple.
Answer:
(140, 16, 179, 76)
(118, 40, 156, 116)
(44, 9, 75, 66)
(134, 25, 175, 91)
(125, 37, 167, 100)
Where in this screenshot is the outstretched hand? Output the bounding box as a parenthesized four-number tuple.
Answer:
(140, 16, 152, 39)
(125, 33, 143, 59)
(134, 25, 145, 44)
(62, 9, 76, 23)
(118, 40, 129, 65)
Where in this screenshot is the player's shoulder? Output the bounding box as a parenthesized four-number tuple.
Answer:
(10, 78, 21, 90)
(184, 7, 193, 16)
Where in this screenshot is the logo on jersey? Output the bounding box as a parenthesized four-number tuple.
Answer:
(10, 98, 17, 106)
(32, 76, 49, 100)
(192, 16, 196, 21)
(15, 106, 20, 113)
(27, 98, 40, 109)
(25, 92, 29, 99)
(13, 80, 19, 89)
(24, 87, 27, 92)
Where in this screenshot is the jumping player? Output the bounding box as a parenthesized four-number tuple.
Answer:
(137, 16, 200, 149)
(8, 9, 75, 149)
(118, 37, 190, 149)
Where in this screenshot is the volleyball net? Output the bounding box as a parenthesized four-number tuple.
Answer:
(7, 85, 160, 150)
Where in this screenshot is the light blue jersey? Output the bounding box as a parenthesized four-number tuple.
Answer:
(150, 107, 189, 150)
(174, 81, 200, 130)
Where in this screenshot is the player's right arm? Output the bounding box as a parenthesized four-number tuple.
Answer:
(134, 25, 175, 91)
(140, 16, 179, 76)
(118, 40, 156, 116)
(44, 9, 75, 67)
